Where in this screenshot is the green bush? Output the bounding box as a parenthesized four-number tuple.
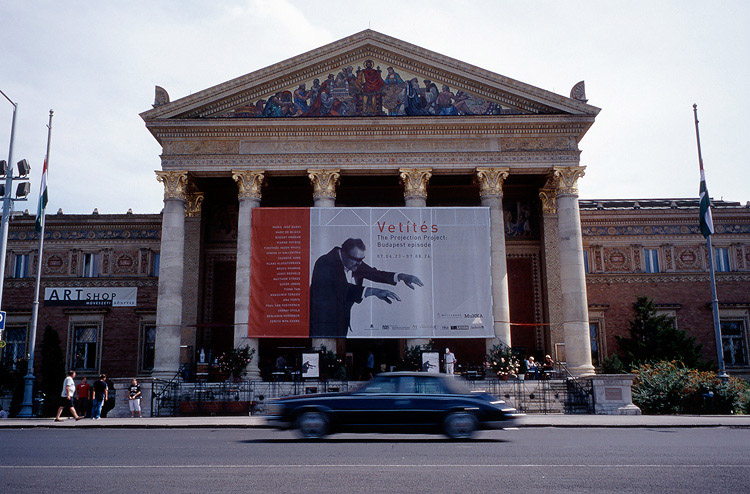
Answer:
(399, 342, 434, 371)
(486, 344, 520, 378)
(632, 361, 749, 415)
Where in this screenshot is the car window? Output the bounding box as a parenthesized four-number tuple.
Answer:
(416, 377, 447, 394)
(359, 376, 399, 394)
(397, 376, 416, 394)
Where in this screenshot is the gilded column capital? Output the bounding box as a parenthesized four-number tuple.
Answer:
(232, 170, 265, 201)
(307, 169, 340, 199)
(551, 166, 586, 196)
(539, 187, 558, 215)
(475, 167, 510, 197)
(399, 168, 432, 199)
(185, 191, 204, 218)
(155, 170, 188, 201)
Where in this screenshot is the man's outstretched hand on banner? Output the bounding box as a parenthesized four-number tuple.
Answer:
(397, 273, 424, 290)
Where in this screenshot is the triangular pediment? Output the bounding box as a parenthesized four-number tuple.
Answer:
(141, 30, 599, 121)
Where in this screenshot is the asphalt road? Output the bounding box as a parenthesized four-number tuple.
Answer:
(1, 427, 748, 493)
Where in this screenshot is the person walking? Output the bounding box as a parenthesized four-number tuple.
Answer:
(55, 370, 82, 422)
(128, 379, 142, 418)
(102, 378, 116, 417)
(76, 377, 91, 418)
(91, 374, 108, 420)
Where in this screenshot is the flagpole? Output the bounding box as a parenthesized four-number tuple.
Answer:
(693, 104, 728, 381)
(18, 110, 53, 417)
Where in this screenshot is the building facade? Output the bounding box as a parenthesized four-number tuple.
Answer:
(2, 32, 749, 383)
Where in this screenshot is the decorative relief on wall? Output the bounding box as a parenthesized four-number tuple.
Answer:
(211, 58, 521, 119)
(664, 244, 675, 271)
(140, 249, 150, 275)
(603, 248, 631, 272)
(631, 245, 643, 272)
(582, 224, 750, 236)
(70, 251, 78, 275)
(502, 137, 578, 151)
(113, 251, 138, 275)
(43, 253, 68, 275)
(9, 229, 161, 241)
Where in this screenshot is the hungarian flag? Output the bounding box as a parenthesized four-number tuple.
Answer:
(35, 157, 48, 232)
(699, 167, 714, 238)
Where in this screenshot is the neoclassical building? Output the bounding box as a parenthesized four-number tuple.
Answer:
(140, 31, 600, 378)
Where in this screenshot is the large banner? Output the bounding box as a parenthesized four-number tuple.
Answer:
(249, 207, 493, 339)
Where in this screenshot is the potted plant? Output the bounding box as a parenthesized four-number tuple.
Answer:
(216, 345, 256, 381)
(486, 344, 520, 380)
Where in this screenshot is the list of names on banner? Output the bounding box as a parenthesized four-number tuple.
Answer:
(264, 225, 304, 325)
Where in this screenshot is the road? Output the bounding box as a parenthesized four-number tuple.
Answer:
(1, 427, 748, 493)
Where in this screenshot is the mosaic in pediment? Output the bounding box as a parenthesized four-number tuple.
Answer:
(214, 58, 521, 119)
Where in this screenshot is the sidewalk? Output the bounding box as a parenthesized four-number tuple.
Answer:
(1, 414, 749, 429)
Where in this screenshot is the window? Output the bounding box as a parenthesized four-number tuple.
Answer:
(13, 254, 30, 278)
(721, 320, 747, 366)
(714, 248, 730, 272)
(82, 253, 99, 278)
(140, 323, 156, 372)
(583, 250, 589, 274)
(1, 325, 27, 370)
(644, 249, 659, 273)
(72, 325, 99, 370)
(150, 253, 160, 277)
(589, 321, 600, 365)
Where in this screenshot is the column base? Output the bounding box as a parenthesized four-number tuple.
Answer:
(566, 363, 596, 377)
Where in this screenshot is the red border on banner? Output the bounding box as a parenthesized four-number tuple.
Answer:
(248, 208, 310, 337)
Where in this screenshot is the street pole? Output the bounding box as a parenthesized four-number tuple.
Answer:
(18, 110, 53, 417)
(0, 89, 18, 309)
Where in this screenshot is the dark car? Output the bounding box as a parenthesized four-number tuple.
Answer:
(266, 372, 522, 439)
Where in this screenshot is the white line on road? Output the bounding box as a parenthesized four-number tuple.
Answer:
(0, 464, 747, 469)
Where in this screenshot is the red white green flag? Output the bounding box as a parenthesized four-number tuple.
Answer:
(34, 157, 48, 232)
(699, 167, 713, 238)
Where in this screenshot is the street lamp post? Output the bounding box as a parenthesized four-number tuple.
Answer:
(0, 89, 19, 308)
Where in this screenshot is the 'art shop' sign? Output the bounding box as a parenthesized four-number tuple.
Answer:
(44, 287, 138, 307)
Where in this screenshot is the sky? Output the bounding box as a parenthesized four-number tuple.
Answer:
(1, 0, 748, 214)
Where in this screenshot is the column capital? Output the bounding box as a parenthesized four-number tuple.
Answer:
(475, 167, 510, 197)
(551, 166, 586, 196)
(399, 167, 432, 199)
(185, 191, 204, 218)
(539, 187, 558, 215)
(307, 169, 340, 200)
(155, 170, 188, 201)
(232, 170, 265, 201)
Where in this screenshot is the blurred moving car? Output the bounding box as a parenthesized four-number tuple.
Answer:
(266, 371, 522, 439)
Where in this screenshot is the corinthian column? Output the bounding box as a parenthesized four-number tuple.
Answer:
(400, 168, 432, 348)
(153, 170, 188, 379)
(476, 167, 511, 352)
(551, 166, 594, 377)
(307, 169, 340, 353)
(308, 169, 340, 208)
(233, 170, 264, 378)
(399, 168, 432, 208)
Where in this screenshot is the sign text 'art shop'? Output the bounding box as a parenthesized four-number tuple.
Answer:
(44, 287, 138, 307)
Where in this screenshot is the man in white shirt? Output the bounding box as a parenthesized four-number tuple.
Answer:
(55, 370, 82, 422)
(445, 348, 456, 375)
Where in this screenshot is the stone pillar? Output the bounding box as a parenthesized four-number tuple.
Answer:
(307, 169, 340, 353)
(232, 170, 264, 378)
(153, 170, 188, 379)
(182, 186, 204, 364)
(539, 180, 565, 358)
(476, 167, 511, 353)
(551, 166, 595, 377)
(399, 168, 432, 348)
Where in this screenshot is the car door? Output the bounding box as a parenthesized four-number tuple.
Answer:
(337, 375, 401, 428)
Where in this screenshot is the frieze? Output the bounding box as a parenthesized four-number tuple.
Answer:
(675, 247, 700, 270)
(239, 138, 499, 155)
(113, 251, 138, 275)
(587, 273, 750, 284)
(163, 140, 238, 156)
(9, 229, 161, 241)
(501, 137, 578, 151)
(603, 247, 631, 272)
(43, 252, 68, 275)
(581, 224, 750, 236)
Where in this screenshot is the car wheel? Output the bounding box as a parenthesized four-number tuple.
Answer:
(443, 412, 478, 439)
(295, 411, 329, 439)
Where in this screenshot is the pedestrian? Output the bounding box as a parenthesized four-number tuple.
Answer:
(365, 351, 375, 380)
(76, 377, 91, 418)
(128, 378, 142, 418)
(55, 370, 82, 422)
(101, 378, 116, 417)
(91, 374, 108, 420)
(445, 348, 456, 375)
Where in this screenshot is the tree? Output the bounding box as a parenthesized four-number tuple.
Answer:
(616, 296, 705, 371)
(40, 326, 65, 417)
